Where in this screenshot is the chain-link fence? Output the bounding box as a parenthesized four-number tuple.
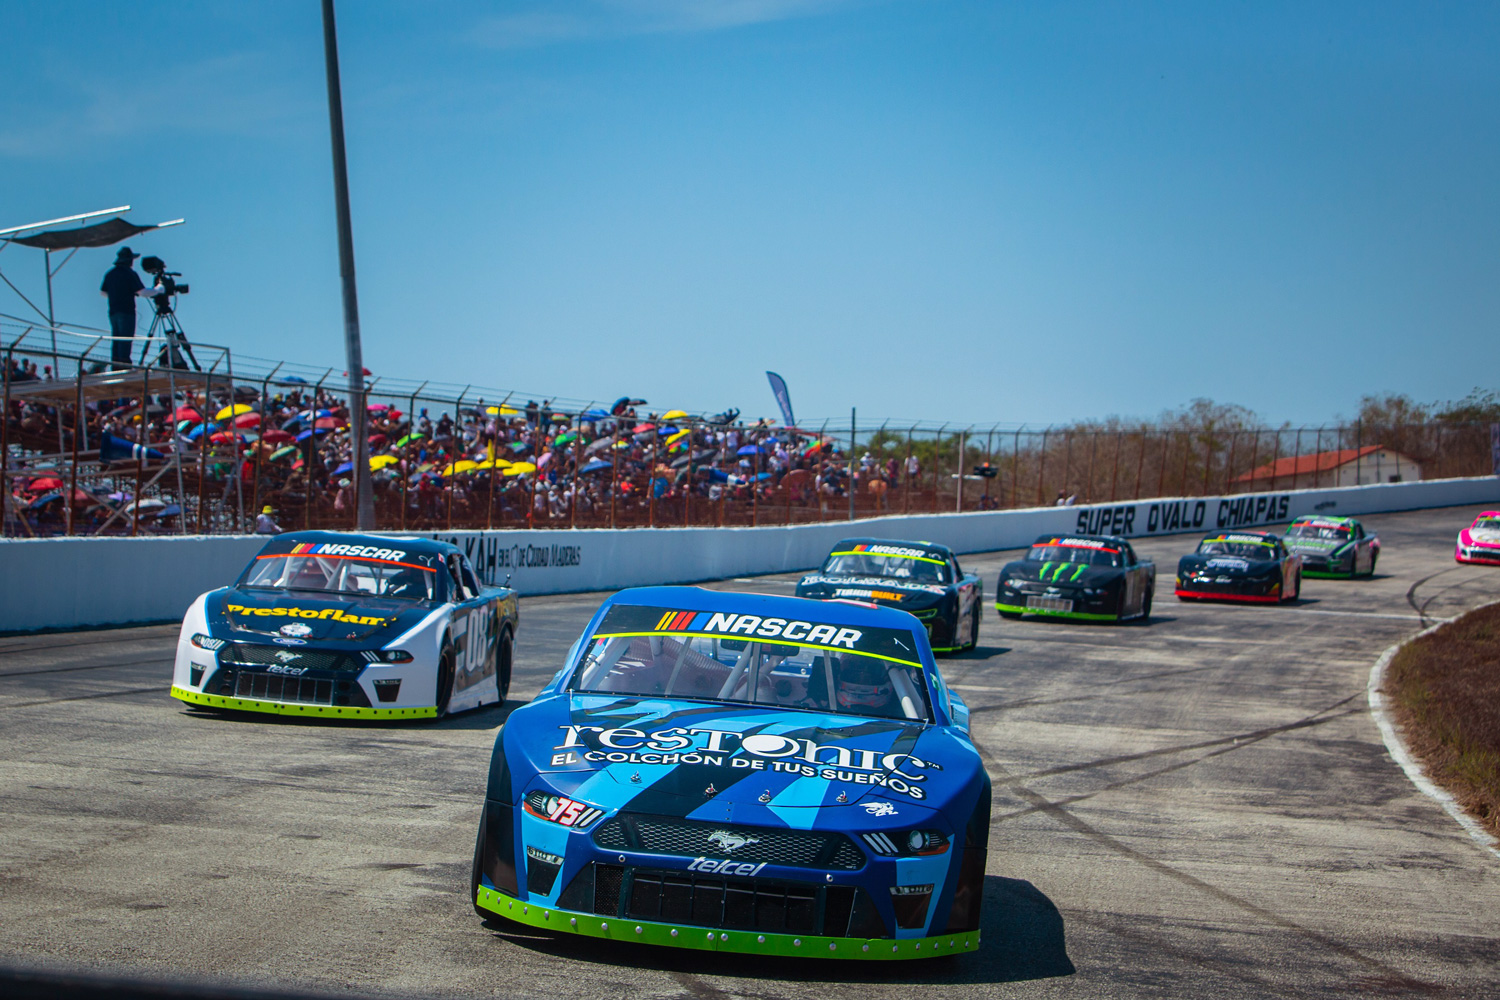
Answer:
(4, 318, 1496, 538)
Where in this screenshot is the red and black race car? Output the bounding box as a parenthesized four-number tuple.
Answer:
(1175, 530, 1302, 604)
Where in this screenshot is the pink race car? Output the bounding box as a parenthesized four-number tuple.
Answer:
(1456, 511, 1500, 565)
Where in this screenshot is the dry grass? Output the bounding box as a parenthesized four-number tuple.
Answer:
(1384, 602, 1500, 840)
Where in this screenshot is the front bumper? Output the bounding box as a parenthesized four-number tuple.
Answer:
(170, 685, 436, 719)
(1456, 544, 1500, 566)
(474, 884, 978, 959)
(1293, 552, 1353, 578)
(1175, 574, 1281, 602)
(995, 583, 1118, 621)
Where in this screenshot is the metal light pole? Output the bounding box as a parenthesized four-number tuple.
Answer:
(321, 0, 375, 530)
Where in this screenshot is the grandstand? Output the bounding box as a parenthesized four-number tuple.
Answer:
(5, 316, 1494, 539)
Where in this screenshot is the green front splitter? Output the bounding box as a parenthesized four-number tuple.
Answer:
(994, 602, 1116, 622)
(1300, 569, 1357, 579)
(475, 885, 979, 960)
(170, 685, 437, 720)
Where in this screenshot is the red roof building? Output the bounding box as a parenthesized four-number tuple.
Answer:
(1234, 445, 1421, 490)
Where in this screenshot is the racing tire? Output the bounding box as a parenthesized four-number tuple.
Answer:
(496, 625, 514, 702)
(1139, 589, 1153, 622)
(1366, 554, 1378, 578)
(435, 643, 456, 717)
(968, 605, 980, 650)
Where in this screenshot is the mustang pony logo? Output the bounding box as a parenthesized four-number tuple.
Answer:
(273, 650, 301, 664)
(707, 831, 760, 853)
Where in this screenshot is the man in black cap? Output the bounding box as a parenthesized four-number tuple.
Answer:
(100, 246, 151, 370)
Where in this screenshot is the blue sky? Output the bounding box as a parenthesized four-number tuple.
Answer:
(1, 1, 1495, 427)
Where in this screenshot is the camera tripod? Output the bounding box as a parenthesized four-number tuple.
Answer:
(139, 297, 200, 371)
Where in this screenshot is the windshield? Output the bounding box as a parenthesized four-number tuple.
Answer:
(1287, 521, 1351, 540)
(1025, 543, 1122, 568)
(822, 545, 949, 584)
(1197, 537, 1277, 560)
(240, 543, 439, 600)
(572, 605, 932, 722)
(1472, 518, 1500, 532)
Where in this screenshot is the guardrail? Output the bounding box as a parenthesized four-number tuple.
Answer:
(3, 475, 1495, 634)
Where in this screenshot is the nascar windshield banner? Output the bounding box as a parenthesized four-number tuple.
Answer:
(592, 604, 924, 667)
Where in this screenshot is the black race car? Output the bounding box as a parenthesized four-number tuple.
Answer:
(795, 538, 983, 653)
(994, 534, 1155, 622)
(1175, 530, 1302, 604)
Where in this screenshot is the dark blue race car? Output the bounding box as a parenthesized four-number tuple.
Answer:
(172, 531, 518, 720)
(471, 586, 991, 960)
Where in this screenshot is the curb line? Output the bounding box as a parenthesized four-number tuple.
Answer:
(1366, 606, 1500, 861)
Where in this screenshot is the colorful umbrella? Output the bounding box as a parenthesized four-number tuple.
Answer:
(368, 403, 390, 411)
(503, 462, 538, 477)
(271, 446, 298, 462)
(370, 454, 400, 470)
(664, 429, 691, 448)
(234, 412, 261, 429)
(441, 460, 479, 476)
(314, 416, 344, 431)
(737, 444, 762, 456)
(485, 405, 519, 416)
(215, 403, 253, 421)
(172, 405, 201, 422)
(474, 458, 512, 471)
(395, 432, 425, 447)
(556, 431, 579, 446)
(580, 459, 612, 475)
(261, 429, 294, 444)
(550, 413, 570, 424)
(663, 409, 689, 420)
(333, 461, 354, 475)
(508, 441, 530, 453)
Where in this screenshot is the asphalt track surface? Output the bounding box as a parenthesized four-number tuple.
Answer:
(3, 504, 1499, 1000)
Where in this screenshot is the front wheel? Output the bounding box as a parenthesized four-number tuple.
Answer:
(1367, 553, 1378, 577)
(496, 625, 514, 702)
(1139, 589, 1153, 622)
(434, 644, 456, 716)
(968, 604, 980, 649)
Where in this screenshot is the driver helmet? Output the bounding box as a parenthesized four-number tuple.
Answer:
(835, 657, 893, 711)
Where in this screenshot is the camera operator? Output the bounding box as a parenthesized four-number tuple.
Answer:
(99, 247, 157, 370)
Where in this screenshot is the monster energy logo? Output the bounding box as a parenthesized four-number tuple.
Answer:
(1037, 562, 1089, 582)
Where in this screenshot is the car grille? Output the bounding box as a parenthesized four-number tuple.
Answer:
(203, 654, 372, 709)
(593, 814, 865, 870)
(558, 862, 887, 939)
(230, 644, 361, 671)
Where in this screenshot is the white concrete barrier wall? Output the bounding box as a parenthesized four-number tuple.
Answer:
(3, 476, 1496, 633)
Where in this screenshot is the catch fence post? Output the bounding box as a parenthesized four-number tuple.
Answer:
(931, 423, 947, 513)
(1355, 421, 1362, 484)
(609, 429, 618, 529)
(0, 339, 10, 537)
(983, 426, 995, 507)
(1109, 431, 1121, 501)
(1036, 428, 1048, 506)
(956, 427, 968, 512)
(401, 381, 424, 532)
(1243, 431, 1260, 494)
(1085, 431, 1097, 503)
(66, 360, 84, 536)
(200, 365, 213, 532)
(1061, 432, 1073, 502)
(903, 428, 913, 514)
(447, 389, 467, 531)
(1133, 431, 1144, 500)
(1156, 430, 1168, 498)
(1222, 432, 1237, 494)
(1290, 428, 1301, 491)
(848, 408, 856, 522)
(1202, 425, 1214, 495)
(1011, 427, 1022, 508)
(134, 366, 150, 537)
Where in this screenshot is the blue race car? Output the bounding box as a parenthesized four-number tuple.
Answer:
(471, 586, 990, 960)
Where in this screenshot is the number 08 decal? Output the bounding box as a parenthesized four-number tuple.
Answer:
(454, 604, 497, 692)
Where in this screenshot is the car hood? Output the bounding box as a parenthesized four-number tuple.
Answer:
(1284, 537, 1346, 553)
(1178, 554, 1280, 575)
(505, 694, 977, 822)
(796, 574, 948, 605)
(208, 588, 431, 643)
(1461, 528, 1500, 547)
(999, 560, 1120, 586)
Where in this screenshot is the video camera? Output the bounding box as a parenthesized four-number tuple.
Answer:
(140, 255, 188, 315)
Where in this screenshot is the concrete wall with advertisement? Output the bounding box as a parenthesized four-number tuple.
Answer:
(2, 475, 1495, 633)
